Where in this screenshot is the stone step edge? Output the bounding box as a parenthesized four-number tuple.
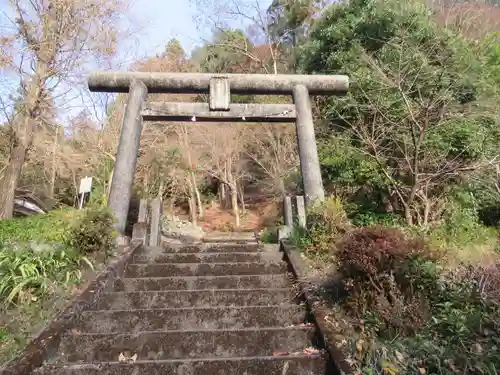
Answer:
(40, 354, 323, 367)
(118, 274, 292, 280)
(80, 304, 301, 314)
(63, 326, 314, 337)
(101, 287, 293, 295)
(133, 252, 278, 256)
(201, 240, 259, 244)
(156, 245, 263, 252)
(125, 261, 283, 266)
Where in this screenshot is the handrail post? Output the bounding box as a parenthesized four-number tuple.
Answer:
(149, 198, 162, 247)
(296, 195, 306, 228)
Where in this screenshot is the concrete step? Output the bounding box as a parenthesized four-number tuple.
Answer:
(35, 355, 326, 375)
(131, 252, 282, 264)
(75, 305, 306, 333)
(203, 231, 257, 243)
(114, 274, 293, 291)
(56, 327, 315, 362)
(124, 262, 286, 278)
(89, 289, 295, 310)
(160, 243, 263, 253)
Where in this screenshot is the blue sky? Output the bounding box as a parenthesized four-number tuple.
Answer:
(0, 0, 272, 123)
(130, 0, 202, 58)
(128, 0, 272, 60)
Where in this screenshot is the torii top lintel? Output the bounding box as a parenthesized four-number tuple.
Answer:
(88, 72, 349, 95)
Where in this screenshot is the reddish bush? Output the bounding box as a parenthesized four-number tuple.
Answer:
(336, 226, 433, 333)
(337, 226, 429, 283)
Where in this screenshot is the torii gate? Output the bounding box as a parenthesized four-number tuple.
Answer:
(88, 72, 349, 233)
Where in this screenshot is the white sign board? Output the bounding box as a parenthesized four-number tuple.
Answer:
(79, 176, 93, 194)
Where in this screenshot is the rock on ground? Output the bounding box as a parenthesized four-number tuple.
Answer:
(161, 215, 205, 240)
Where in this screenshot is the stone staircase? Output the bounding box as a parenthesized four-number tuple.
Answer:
(33, 238, 327, 374)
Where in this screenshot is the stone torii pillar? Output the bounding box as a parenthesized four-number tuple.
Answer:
(108, 79, 147, 233)
(88, 72, 349, 233)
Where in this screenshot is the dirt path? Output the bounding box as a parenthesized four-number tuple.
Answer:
(173, 198, 281, 232)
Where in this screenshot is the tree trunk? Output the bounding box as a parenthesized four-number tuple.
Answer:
(403, 202, 413, 226)
(0, 142, 28, 219)
(227, 169, 240, 228)
(107, 168, 114, 202)
(278, 178, 286, 195)
(0, 58, 50, 219)
(49, 126, 59, 198)
(190, 171, 203, 218)
(238, 184, 246, 214)
(194, 177, 204, 218)
(231, 185, 240, 228)
(219, 181, 227, 209)
(188, 195, 197, 225)
(224, 166, 232, 209)
(226, 189, 232, 209)
(180, 124, 202, 219)
(187, 179, 197, 225)
(423, 197, 430, 227)
(168, 197, 175, 212)
(157, 180, 164, 199)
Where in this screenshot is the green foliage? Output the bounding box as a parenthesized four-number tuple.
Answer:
(0, 208, 78, 245)
(0, 246, 84, 306)
(319, 135, 385, 191)
(347, 264, 500, 375)
(441, 189, 486, 242)
(0, 205, 116, 307)
(191, 28, 252, 73)
(286, 0, 500, 372)
(0, 205, 116, 365)
(350, 211, 403, 228)
(289, 224, 312, 249)
(67, 207, 116, 256)
(260, 228, 279, 244)
(299, 0, 500, 225)
(319, 222, 500, 374)
(305, 196, 352, 253)
(483, 32, 500, 86)
(424, 186, 500, 256)
(288, 197, 352, 254)
(267, 0, 322, 47)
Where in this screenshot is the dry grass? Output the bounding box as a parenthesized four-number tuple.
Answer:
(431, 0, 500, 41)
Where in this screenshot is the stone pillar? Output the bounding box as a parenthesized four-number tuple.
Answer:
(137, 199, 149, 223)
(108, 80, 148, 233)
(149, 198, 163, 247)
(296, 195, 306, 228)
(292, 84, 325, 206)
(283, 196, 293, 227)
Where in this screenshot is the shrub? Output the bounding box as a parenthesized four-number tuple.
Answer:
(67, 207, 116, 255)
(351, 211, 403, 228)
(336, 226, 434, 333)
(0, 246, 82, 305)
(289, 225, 313, 249)
(337, 227, 430, 283)
(306, 196, 352, 254)
(0, 208, 77, 245)
(259, 228, 278, 244)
